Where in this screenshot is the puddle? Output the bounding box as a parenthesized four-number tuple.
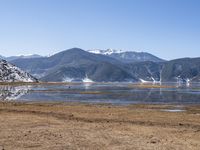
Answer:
(161, 109, 186, 112)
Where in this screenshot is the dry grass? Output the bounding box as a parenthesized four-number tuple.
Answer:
(0, 102, 199, 150)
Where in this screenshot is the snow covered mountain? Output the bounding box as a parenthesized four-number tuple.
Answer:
(88, 49, 123, 55)
(0, 59, 38, 82)
(87, 49, 164, 62)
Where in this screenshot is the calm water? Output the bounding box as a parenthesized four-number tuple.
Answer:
(0, 82, 200, 105)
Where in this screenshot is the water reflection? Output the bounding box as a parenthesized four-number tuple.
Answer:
(0, 85, 32, 101)
(0, 83, 200, 105)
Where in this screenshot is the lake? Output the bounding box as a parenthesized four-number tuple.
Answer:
(0, 82, 200, 105)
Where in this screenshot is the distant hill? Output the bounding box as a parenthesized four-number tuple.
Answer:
(6, 54, 43, 61)
(0, 54, 43, 61)
(126, 57, 200, 82)
(161, 57, 200, 82)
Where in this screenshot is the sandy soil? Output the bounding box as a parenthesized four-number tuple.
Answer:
(0, 102, 200, 150)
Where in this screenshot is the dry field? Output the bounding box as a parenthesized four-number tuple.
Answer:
(0, 102, 200, 150)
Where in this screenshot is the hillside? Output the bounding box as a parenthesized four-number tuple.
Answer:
(0, 59, 38, 82)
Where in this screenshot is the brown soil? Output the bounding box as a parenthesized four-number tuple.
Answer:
(0, 102, 200, 150)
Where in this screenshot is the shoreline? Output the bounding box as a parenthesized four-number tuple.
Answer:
(0, 101, 200, 149)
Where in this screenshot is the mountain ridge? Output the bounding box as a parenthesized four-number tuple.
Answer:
(9, 48, 200, 82)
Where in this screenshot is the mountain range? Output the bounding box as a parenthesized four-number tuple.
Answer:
(8, 48, 200, 83)
(0, 54, 43, 61)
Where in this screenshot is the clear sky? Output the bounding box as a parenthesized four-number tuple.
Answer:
(0, 0, 200, 60)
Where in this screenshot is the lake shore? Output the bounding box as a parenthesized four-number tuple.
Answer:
(0, 102, 200, 150)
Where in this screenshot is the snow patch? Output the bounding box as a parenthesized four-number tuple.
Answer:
(82, 75, 94, 83)
(63, 77, 74, 82)
(139, 78, 161, 84)
(88, 49, 124, 55)
(139, 78, 152, 83)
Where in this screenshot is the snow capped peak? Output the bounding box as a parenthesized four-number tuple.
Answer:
(88, 49, 124, 55)
(15, 54, 39, 57)
(87, 48, 164, 63)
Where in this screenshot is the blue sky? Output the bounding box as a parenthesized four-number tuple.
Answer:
(0, 0, 199, 60)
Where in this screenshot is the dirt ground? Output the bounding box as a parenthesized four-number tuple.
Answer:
(0, 102, 200, 150)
